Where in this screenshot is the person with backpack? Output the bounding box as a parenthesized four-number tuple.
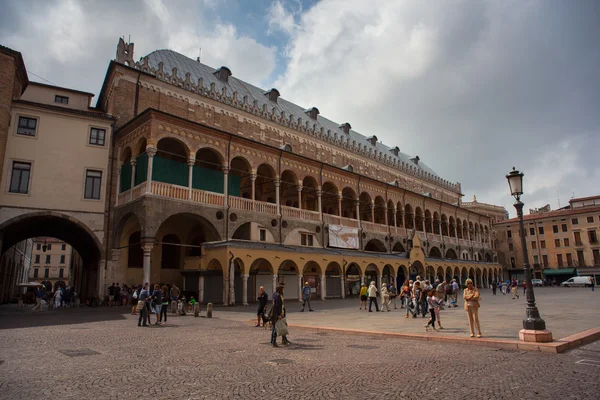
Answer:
(401, 280, 412, 318)
(151, 284, 162, 325)
(137, 283, 150, 327)
(131, 286, 139, 315)
(300, 282, 314, 312)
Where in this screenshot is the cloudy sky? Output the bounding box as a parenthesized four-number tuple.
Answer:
(2, 0, 599, 216)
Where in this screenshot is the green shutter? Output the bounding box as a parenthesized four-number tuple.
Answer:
(120, 162, 132, 192)
(229, 174, 241, 197)
(153, 156, 188, 186)
(192, 166, 223, 193)
(135, 152, 148, 186)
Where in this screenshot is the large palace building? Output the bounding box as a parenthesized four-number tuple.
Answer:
(93, 39, 501, 304)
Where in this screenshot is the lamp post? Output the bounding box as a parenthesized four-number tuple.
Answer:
(506, 167, 549, 334)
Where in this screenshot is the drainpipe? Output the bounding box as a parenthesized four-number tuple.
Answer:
(103, 120, 117, 296)
(320, 162, 325, 249)
(134, 72, 141, 116)
(278, 150, 283, 245)
(386, 185, 391, 253)
(225, 136, 232, 242)
(357, 175, 362, 249)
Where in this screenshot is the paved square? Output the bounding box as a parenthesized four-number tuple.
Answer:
(0, 288, 599, 399)
(219, 286, 600, 340)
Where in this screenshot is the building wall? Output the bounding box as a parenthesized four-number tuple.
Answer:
(495, 202, 600, 278)
(20, 83, 92, 111)
(1, 102, 112, 213)
(29, 237, 73, 285)
(0, 238, 33, 303)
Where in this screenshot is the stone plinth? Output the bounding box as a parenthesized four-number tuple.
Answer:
(519, 329, 553, 343)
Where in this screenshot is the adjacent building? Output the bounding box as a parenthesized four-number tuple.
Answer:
(0, 238, 33, 303)
(495, 195, 600, 283)
(0, 45, 114, 301)
(29, 237, 76, 290)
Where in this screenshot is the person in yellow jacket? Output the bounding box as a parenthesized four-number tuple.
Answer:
(359, 283, 368, 310)
(463, 279, 482, 338)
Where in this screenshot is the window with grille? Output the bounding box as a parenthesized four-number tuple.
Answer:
(84, 170, 102, 199)
(9, 161, 31, 193)
(89, 128, 106, 146)
(17, 116, 37, 136)
(54, 95, 69, 104)
(301, 233, 314, 246)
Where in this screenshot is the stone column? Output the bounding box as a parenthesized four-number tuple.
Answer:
(392, 275, 397, 291)
(145, 147, 157, 195)
(242, 274, 249, 305)
(198, 276, 205, 303)
(129, 157, 136, 201)
(340, 275, 345, 299)
(377, 274, 382, 290)
(316, 190, 322, 220)
(298, 275, 303, 302)
(393, 206, 397, 228)
(370, 201, 375, 223)
(297, 185, 303, 209)
(222, 166, 229, 207)
(454, 224, 458, 239)
(320, 275, 326, 300)
(355, 200, 361, 227)
(228, 258, 235, 306)
(187, 157, 195, 200)
(115, 165, 122, 206)
(275, 180, 281, 216)
(250, 173, 257, 210)
(361, 274, 365, 285)
(272, 274, 279, 294)
(142, 242, 153, 286)
(337, 193, 343, 217)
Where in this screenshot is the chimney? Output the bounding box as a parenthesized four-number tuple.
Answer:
(367, 135, 378, 146)
(411, 155, 420, 165)
(264, 88, 280, 103)
(390, 146, 399, 157)
(214, 66, 232, 82)
(305, 107, 320, 120)
(340, 122, 351, 134)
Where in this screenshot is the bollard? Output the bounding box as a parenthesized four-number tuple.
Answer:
(17, 298, 23, 310)
(171, 300, 177, 314)
(75, 298, 80, 308)
(194, 302, 201, 317)
(206, 302, 213, 318)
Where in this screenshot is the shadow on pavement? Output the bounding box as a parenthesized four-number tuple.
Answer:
(0, 306, 131, 330)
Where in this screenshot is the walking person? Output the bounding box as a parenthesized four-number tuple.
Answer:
(412, 281, 423, 318)
(464, 279, 482, 338)
(159, 285, 169, 325)
(511, 278, 520, 299)
(359, 283, 368, 310)
(424, 290, 438, 332)
(137, 283, 150, 327)
(389, 282, 398, 309)
(270, 285, 290, 347)
(380, 284, 390, 312)
(256, 286, 268, 327)
(32, 287, 44, 312)
(300, 282, 314, 312)
(401, 280, 412, 318)
(368, 281, 379, 312)
(522, 280, 526, 295)
(491, 281, 497, 295)
(53, 288, 62, 309)
(451, 279, 460, 306)
(590, 276, 595, 292)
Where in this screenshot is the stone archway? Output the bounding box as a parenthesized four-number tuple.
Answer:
(410, 260, 424, 280)
(345, 262, 362, 296)
(0, 211, 103, 302)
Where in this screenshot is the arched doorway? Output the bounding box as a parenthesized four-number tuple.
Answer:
(365, 264, 379, 288)
(302, 261, 322, 298)
(382, 265, 393, 286)
(204, 259, 223, 303)
(410, 260, 424, 280)
(0, 212, 103, 303)
(278, 260, 298, 300)
(250, 258, 274, 300)
(397, 264, 408, 286)
(365, 239, 386, 253)
(325, 261, 342, 298)
(345, 263, 361, 296)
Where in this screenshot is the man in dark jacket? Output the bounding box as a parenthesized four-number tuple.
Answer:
(256, 286, 268, 327)
(270, 285, 290, 347)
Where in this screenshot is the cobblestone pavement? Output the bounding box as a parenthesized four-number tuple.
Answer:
(0, 308, 599, 399)
(218, 286, 600, 340)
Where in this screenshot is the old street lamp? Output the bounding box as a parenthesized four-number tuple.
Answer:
(505, 167, 551, 342)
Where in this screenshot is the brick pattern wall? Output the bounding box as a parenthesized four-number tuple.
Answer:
(0, 52, 18, 191)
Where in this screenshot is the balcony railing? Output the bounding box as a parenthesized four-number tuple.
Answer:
(119, 181, 496, 253)
(281, 205, 320, 222)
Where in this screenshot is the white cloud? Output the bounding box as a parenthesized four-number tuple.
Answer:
(1, 0, 276, 94)
(267, 1, 298, 36)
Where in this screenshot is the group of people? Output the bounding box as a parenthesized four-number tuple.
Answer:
(357, 276, 482, 338)
(31, 285, 77, 311)
(131, 283, 176, 327)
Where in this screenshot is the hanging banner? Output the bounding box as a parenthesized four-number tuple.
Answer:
(328, 224, 359, 249)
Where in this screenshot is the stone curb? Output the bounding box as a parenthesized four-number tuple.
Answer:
(283, 323, 600, 354)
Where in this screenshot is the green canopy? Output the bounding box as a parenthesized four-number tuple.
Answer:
(542, 268, 576, 276)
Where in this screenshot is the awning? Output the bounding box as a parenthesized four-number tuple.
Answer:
(542, 268, 576, 276)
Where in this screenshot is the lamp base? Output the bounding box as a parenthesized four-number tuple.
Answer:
(519, 329, 553, 343)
